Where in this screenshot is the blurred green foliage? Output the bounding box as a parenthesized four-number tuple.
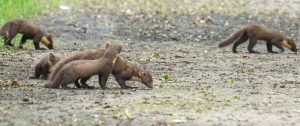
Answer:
(0, 0, 59, 25)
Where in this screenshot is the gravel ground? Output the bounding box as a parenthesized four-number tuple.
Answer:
(1, 0, 300, 125)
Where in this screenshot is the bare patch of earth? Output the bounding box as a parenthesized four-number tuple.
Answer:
(1, 0, 300, 125)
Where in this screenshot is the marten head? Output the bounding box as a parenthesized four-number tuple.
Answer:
(48, 53, 60, 67)
(282, 38, 297, 52)
(106, 42, 122, 53)
(41, 35, 53, 50)
(137, 68, 153, 89)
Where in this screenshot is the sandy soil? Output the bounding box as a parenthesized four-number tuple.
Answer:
(1, 0, 300, 125)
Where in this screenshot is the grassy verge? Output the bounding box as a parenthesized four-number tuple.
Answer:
(0, 0, 59, 50)
(0, 0, 59, 24)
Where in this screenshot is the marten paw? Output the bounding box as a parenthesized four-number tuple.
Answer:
(4, 42, 14, 46)
(121, 85, 137, 89)
(29, 76, 38, 79)
(249, 51, 260, 53)
(61, 85, 71, 89)
(100, 86, 108, 90)
(82, 85, 95, 89)
(270, 51, 279, 54)
(37, 48, 46, 50)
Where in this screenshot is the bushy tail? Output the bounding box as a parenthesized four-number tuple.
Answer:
(218, 28, 246, 48)
(0, 25, 5, 37)
(0, 23, 11, 38)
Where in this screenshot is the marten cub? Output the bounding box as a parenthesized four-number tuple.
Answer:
(79, 56, 153, 89)
(44, 43, 122, 89)
(48, 48, 153, 89)
(48, 48, 105, 81)
(218, 24, 297, 53)
(0, 19, 53, 50)
(30, 53, 61, 79)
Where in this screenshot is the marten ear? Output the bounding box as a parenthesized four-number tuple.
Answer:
(49, 53, 55, 61)
(106, 42, 112, 49)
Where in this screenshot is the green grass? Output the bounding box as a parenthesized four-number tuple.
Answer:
(0, 0, 59, 49)
(0, 0, 59, 25)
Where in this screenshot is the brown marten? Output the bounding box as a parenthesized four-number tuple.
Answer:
(79, 56, 153, 89)
(48, 48, 106, 81)
(0, 19, 53, 50)
(44, 43, 122, 89)
(218, 24, 297, 53)
(48, 48, 153, 89)
(30, 53, 61, 79)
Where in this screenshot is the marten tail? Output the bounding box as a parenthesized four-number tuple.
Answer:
(218, 28, 246, 48)
(0, 25, 5, 37)
(0, 23, 12, 38)
(48, 54, 81, 81)
(44, 71, 63, 88)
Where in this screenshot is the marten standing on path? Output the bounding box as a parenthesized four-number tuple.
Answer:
(44, 43, 122, 89)
(30, 53, 61, 79)
(218, 24, 297, 53)
(79, 56, 153, 89)
(0, 19, 53, 50)
(48, 48, 106, 81)
(48, 48, 153, 89)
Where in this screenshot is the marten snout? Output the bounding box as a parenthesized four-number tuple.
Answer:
(143, 81, 153, 89)
(140, 71, 153, 89)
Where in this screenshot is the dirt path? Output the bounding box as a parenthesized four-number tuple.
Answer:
(1, 0, 300, 125)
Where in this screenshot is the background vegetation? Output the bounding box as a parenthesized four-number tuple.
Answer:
(0, 0, 59, 25)
(0, 0, 59, 49)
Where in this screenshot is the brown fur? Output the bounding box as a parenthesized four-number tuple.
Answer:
(0, 19, 53, 50)
(48, 48, 153, 89)
(79, 56, 153, 89)
(48, 48, 106, 81)
(218, 24, 297, 53)
(44, 43, 122, 89)
(30, 53, 61, 79)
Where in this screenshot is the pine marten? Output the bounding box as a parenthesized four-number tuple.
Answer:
(79, 56, 153, 89)
(44, 43, 122, 89)
(0, 19, 53, 50)
(48, 48, 153, 89)
(48, 48, 106, 80)
(218, 24, 297, 53)
(30, 53, 61, 79)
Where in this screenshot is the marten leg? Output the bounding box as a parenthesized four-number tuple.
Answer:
(41, 69, 49, 79)
(30, 67, 41, 79)
(248, 38, 259, 53)
(116, 78, 131, 89)
(267, 42, 275, 53)
(274, 43, 284, 52)
(3, 38, 12, 46)
(5, 24, 19, 46)
(80, 77, 94, 89)
(5, 34, 17, 46)
(33, 36, 45, 50)
(99, 73, 109, 90)
(19, 35, 28, 49)
(74, 78, 82, 88)
(232, 34, 248, 53)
